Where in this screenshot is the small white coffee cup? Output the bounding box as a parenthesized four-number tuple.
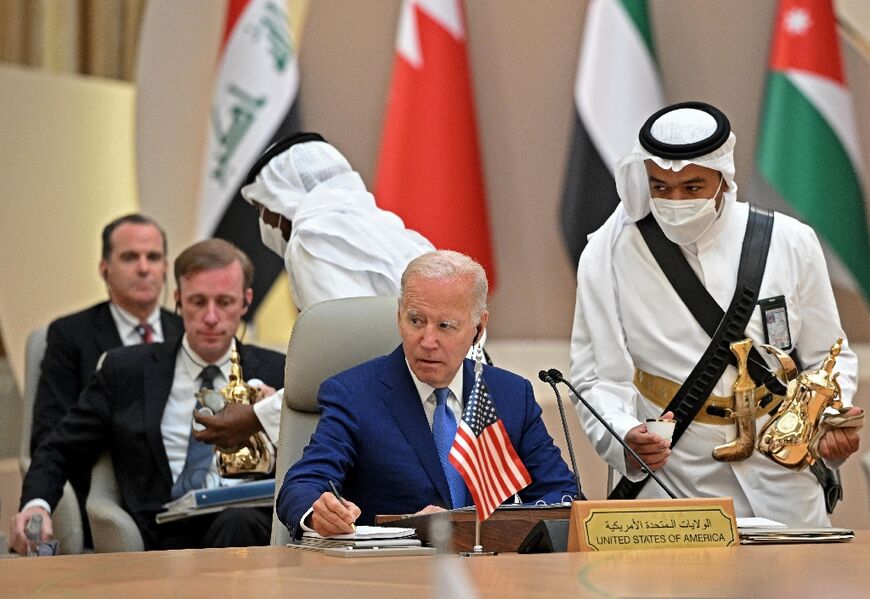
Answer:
(645, 418, 676, 440)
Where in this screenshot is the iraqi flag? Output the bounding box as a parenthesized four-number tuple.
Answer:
(197, 0, 301, 315)
(375, 0, 496, 288)
(560, 0, 664, 265)
(757, 0, 870, 302)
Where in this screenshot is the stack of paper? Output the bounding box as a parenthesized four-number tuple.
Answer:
(738, 519, 853, 545)
(736, 517, 787, 529)
(299, 525, 417, 549)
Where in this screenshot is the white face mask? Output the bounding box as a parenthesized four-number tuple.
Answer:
(648, 178, 724, 245)
(258, 216, 288, 256)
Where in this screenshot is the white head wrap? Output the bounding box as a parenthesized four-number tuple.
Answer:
(241, 140, 357, 221)
(241, 139, 434, 305)
(615, 108, 738, 223)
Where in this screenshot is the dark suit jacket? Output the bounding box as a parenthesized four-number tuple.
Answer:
(20, 338, 284, 550)
(277, 346, 580, 538)
(31, 301, 183, 452)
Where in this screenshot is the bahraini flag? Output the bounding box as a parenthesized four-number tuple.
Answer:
(375, 0, 496, 288)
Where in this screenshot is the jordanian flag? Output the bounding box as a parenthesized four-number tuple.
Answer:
(757, 0, 870, 301)
(560, 0, 664, 265)
(197, 0, 301, 315)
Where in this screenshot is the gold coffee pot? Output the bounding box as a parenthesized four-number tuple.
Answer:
(756, 339, 844, 470)
(196, 347, 274, 478)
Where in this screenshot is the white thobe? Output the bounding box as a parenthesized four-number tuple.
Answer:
(570, 201, 857, 527)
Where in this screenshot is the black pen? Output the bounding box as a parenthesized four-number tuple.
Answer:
(329, 480, 357, 532)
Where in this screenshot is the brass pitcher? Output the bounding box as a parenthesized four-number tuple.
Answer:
(712, 338, 757, 461)
(756, 338, 843, 470)
(196, 347, 274, 478)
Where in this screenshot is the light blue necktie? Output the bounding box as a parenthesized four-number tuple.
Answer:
(432, 388, 465, 509)
(170, 365, 220, 499)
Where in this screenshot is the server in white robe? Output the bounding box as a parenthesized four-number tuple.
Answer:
(569, 102, 861, 527)
(193, 133, 435, 447)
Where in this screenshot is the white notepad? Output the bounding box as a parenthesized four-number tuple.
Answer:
(303, 525, 416, 541)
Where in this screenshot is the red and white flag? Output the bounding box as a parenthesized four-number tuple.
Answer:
(449, 369, 531, 521)
(375, 0, 496, 288)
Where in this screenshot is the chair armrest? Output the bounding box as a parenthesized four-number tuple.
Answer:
(86, 452, 144, 552)
(86, 494, 144, 553)
(19, 456, 85, 554)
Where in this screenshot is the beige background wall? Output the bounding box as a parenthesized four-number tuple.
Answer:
(0, 66, 139, 389)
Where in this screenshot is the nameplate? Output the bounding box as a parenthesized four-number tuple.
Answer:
(567, 498, 738, 552)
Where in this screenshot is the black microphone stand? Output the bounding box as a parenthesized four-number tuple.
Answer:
(537, 371, 583, 500)
(543, 369, 677, 499)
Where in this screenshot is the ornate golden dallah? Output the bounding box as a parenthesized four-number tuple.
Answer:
(756, 338, 845, 470)
(196, 348, 274, 478)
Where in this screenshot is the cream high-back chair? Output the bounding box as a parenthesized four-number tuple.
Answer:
(22, 326, 143, 553)
(270, 296, 401, 545)
(20, 326, 85, 554)
(85, 452, 144, 552)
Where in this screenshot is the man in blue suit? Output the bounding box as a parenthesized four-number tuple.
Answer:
(277, 250, 580, 538)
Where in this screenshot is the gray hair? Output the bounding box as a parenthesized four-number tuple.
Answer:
(400, 250, 488, 323)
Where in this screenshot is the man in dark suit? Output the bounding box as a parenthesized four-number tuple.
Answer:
(277, 250, 580, 539)
(12, 239, 285, 552)
(32, 214, 183, 449)
(30, 215, 183, 547)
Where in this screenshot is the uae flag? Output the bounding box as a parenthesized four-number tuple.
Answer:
(375, 0, 496, 288)
(757, 0, 870, 302)
(197, 0, 301, 315)
(449, 368, 531, 521)
(560, 0, 663, 265)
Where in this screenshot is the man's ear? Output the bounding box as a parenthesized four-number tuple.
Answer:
(99, 260, 108, 281)
(242, 288, 254, 312)
(173, 289, 181, 313)
(472, 311, 489, 344)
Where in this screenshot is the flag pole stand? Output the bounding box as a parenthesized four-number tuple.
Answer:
(459, 508, 496, 557)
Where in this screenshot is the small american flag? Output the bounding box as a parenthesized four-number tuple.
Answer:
(449, 365, 531, 521)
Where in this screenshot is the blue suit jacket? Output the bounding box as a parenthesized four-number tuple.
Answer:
(277, 346, 580, 538)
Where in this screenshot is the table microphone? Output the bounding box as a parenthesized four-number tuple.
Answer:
(542, 368, 678, 499)
(537, 370, 583, 500)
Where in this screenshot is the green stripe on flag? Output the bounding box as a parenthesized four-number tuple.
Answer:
(758, 72, 870, 299)
(619, 0, 655, 58)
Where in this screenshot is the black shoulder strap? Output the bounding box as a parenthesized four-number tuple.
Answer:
(609, 205, 774, 500)
(638, 205, 786, 394)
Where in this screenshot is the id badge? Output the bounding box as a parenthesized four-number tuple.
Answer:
(759, 295, 792, 350)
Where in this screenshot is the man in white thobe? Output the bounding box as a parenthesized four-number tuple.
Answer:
(570, 101, 861, 527)
(194, 133, 436, 448)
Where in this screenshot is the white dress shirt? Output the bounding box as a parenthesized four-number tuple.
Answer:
(109, 303, 165, 345)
